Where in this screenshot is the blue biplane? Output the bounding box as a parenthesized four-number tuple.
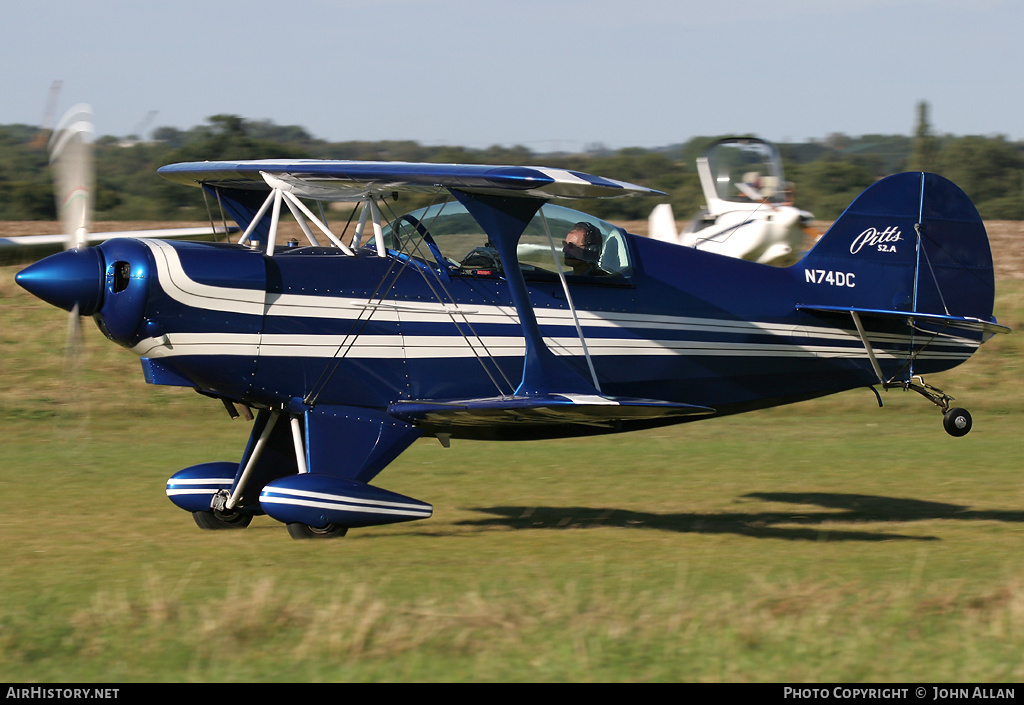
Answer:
(16, 159, 1009, 538)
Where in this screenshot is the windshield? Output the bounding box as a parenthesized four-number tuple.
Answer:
(704, 139, 788, 204)
(380, 201, 631, 278)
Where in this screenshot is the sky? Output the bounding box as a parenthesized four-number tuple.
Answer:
(2, 0, 1023, 152)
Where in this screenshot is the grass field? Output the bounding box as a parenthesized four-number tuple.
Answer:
(2, 261, 1023, 683)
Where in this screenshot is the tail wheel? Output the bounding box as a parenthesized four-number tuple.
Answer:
(286, 522, 348, 540)
(193, 509, 253, 530)
(943, 407, 972, 437)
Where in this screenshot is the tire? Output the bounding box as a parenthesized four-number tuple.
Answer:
(286, 522, 348, 540)
(943, 407, 972, 437)
(192, 509, 253, 530)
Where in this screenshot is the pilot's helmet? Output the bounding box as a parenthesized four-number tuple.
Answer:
(563, 222, 602, 264)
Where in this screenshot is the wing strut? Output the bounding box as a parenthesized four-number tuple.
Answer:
(235, 173, 360, 255)
(290, 416, 309, 475)
(538, 207, 601, 392)
(850, 310, 886, 385)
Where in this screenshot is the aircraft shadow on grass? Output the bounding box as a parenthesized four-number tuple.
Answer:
(458, 493, 1024, 542)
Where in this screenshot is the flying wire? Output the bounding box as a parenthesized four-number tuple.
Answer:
(378, 197, 516, 397)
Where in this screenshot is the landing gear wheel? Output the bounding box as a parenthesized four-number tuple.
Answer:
(193, 509, 253, 530)
(943, 407, 972, 437)
(286, 522, 348, 540)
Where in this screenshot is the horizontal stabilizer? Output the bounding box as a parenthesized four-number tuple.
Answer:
(796, 304, 1010, 338)
(388, 393, 715, 428)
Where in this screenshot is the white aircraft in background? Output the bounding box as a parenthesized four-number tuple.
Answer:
(0, 104, 235, 262)
(648, 137, 814, 266)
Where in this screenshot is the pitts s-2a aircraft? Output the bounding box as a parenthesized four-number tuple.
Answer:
(16, 159, 1009, 538)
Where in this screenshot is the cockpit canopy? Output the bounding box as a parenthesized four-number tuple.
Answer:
(702, 138, 789, 204)
(380, 201, 632, 279)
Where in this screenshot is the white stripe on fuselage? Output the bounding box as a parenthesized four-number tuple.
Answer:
(131, 331, 974, 362)
(136, 240, 979, 362)
(148, 239, 265, 315)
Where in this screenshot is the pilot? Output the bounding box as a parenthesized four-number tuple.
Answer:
(562, 222, 605, 276)
(739, 171, 763, 200)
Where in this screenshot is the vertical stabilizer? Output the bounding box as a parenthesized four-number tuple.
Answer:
(797, 172, 995, 324)
(648, 203, 679, 244)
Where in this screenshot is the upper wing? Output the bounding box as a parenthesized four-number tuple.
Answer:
(157, 160, 665, 201)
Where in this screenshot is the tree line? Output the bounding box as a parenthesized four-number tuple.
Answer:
(1, 109, 1021, 223)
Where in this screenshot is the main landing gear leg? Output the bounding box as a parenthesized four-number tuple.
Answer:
(890, 376, 972, 437)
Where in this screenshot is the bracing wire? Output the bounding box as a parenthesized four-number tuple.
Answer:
(304, 191, 516, 404)
(378, 197, 516, 397)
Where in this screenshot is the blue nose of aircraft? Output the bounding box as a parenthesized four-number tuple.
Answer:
(15, 247, 105, 315)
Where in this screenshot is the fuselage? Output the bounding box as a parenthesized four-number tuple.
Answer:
(72, 231, 977, 436)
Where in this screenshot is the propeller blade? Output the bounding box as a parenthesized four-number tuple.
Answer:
(49, 104, 94, 250)
(48, 104, 95, 363)
(64, 303, 83, 375)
